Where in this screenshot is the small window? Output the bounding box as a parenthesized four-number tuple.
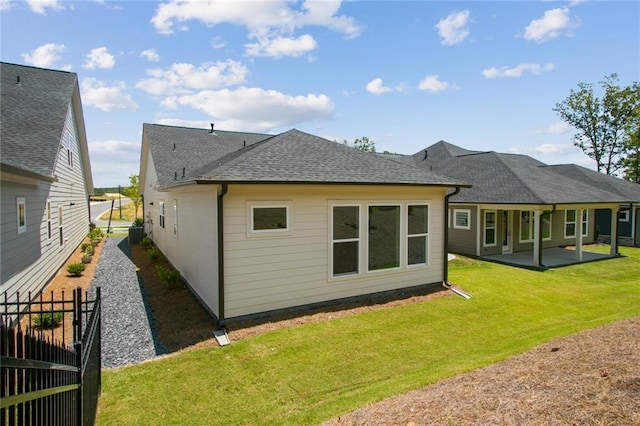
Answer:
(66, 132, 73, 167)
(58, 205, 64, 246)
(17, 197, 26, 234)
(173, 200, 178, 237)
(407, 204, 429, 266)
(453, 209, 471, 230)
(332, 205, 360, 276)
(619, 210, 630, 223)
(565, 210, 587, 238)
(542, 212, 552, 241)
(484, 210, 496, 247)
(159, 201, 165, 229)
(252, 206, 289, 232)
(520, 211, 534, 243)
(46, 199, 52, 240)
(581, 209, 588, 237)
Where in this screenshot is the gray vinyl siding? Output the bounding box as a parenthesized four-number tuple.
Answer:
(1, 106, 91, 299)
(448, 205, 477, 256)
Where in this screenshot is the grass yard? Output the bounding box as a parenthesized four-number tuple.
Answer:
(96, 246, 640, 425)
(98, 202, 142, 224)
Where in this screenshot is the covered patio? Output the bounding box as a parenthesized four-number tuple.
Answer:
(482, 246, 619, 270)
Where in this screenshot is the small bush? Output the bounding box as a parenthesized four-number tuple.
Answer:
(33, 310, 63, 329)
(141, 237, 153, 249)
(133, 217, 144, 227)
(156, 265, 181, 289)
(89, 228, 103, 241)
(67, 262, 86, 277)
(81, 243, 92, 252)
(148, 246, 161, 261)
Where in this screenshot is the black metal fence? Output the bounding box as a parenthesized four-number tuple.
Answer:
(1, 287, 101, 425)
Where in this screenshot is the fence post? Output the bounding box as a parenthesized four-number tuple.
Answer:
(74, 340, 83, 426)
(73, 287, 82, 343)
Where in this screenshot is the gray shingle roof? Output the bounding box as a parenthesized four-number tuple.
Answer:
(1, 62, 77, 178)
(413, 141, 639, 205)
(144, 124, 467, 188)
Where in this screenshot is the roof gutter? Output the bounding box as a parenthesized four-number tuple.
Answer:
(443, 186, 461, 287)
(217, 183, 228, 327)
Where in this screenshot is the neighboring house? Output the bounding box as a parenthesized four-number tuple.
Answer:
(1, 63, 94, 302)
(139, 124, 467, 325)
(409, 141, 640, 267)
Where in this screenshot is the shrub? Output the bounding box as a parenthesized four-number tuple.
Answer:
(89, 228, 103, 241)
(141, 237, 153, 249)
(67, 262, 86, 277)
(156, 265, 181, 289)
(33, 310, 63, 330)
(148, 246, 161, 261)
(81, 243, 94, 254)
(133, 217, 144, 227)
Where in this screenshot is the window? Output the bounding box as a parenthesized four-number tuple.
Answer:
(484, 210, 496, 247)
(251, 206, 288, 232)
(565, 210, 588, 238)
(46, 199, 52, 240)
(368, 205, 400, 271)
(520, 211, 534, 242)
(332, 205, 359, 276)
(619, 210, 630, 222)
(542, 213, 552, 241)
(173, 200, 178, 237)
(453, 209, 471, 230)
(66, 132, 73, 167)
(407, 204, 429, 266)
(17, 197, 26, 234)
(159, 201, 165, 228)
(58, 205, 64, 246)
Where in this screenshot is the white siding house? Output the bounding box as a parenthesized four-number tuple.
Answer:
(140, 124, 465, 325)
(1, 62, 94, 301)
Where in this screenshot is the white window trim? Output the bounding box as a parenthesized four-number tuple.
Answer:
(564, 209, 587, 239)
(519, 211, 535, 243)
(17, 197, 26, 234)
(173, 200, 178, 238)
(66, 132, 73, 168)
(367, 203, 402, 273)
(581, 209, 588, 237)
(407, 203, 429, 267)
(159, 200, 165, 229)
(542, 213, 552, 242)
(453, 209, 471, 230)
(619, 210, 630, 222)
(46, 198, 52, 241)
(58, 204, 64, 246)
(330, 204, 361, 278)
(483, 210, 497, 247)
(247, 202, 292, 236)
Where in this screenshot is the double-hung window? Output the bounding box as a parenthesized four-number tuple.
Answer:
(484, 210, 496, 247)
(173, 200, 178, 237)
(58, 205, 64, 246)
(565, 210, 588, 238)
(331, 205, 359, 276)
(46, 199, 52, 240)
(368, 205, 401, 271)
(66, 132, 73, 167)
(407, 204, 429, 265)
(520, 211, 534, 242)
(159, 201, 165, 228)
(17, 197, 26, 234)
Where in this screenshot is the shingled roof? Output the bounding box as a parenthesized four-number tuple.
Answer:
(143, 124, 467, 188)
(1, 62, 89, 181)
(412, 141, 639, 205)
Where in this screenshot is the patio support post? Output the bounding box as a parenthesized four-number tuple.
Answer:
(533, 209, 542, 267)
(576, 209, 584, 261)
(610, 207, 619, 256)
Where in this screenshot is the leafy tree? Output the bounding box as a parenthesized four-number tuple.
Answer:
(622, 97, 640, 182)
(121, 174, 142, 219)
(353, 136, 376, 152)
(553, 74, 640, 176)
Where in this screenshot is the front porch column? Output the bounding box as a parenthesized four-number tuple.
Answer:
(533, 210, 542, 267)
(576, 209, 584, 261)
(611, 207, 619, 255)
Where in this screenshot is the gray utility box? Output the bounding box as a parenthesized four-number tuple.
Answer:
(128, 226, 144, 244)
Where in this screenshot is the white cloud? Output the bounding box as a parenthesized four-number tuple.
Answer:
(435, 10, 470, 45)
(365, 78, 406, 95)
(141, 49, 160, 62)
(1, 0, 12, 11)
(211, 36, 226, 49)
(156, 118, 211, 129)
(136, 61, 248, 96)
(21, 43, 65, 67)
(535, 121, 572, 135)
(25, 0, 64, 14)
(482, 63, 555, 78)
(160, 87, 334, 132)
(508, 143, 579, 156)
(523, 7, 579, 43)
(88, 139, 141, 187)
(245, 34, 317, 58)
(80, 78, 138, 112)
(150, 0, 361, 58)
(417, 75, 452, 93)
(83, 47, 115, 69)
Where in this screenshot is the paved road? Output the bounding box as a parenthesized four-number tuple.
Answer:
(90, 198, 132, 228)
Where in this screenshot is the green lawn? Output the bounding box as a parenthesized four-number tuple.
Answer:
(96, 246, 640, 425)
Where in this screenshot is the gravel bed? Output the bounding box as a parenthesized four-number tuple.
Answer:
(90, 237, 166, 369)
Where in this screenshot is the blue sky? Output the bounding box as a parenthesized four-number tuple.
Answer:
(1, 0, 638, 187)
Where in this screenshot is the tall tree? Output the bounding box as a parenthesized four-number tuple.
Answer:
(622, 89, 640, 183)
(553, 74, 640, 176)
(121, 174, 142, 219)
(353, 136, 376, 152)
